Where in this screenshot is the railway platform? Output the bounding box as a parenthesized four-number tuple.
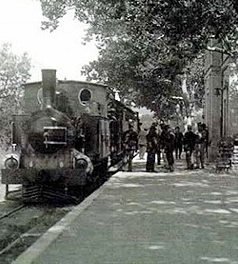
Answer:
(12, 156, 238, 264)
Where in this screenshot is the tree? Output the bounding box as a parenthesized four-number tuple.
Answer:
(184, 53, 205, 108)
(39, 0, 238, 116)
(0, 43, 31, 141)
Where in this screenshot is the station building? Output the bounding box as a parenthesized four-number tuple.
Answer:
(204, 39, 238, 160)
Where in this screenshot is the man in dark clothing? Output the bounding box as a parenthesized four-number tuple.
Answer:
(159, 123, 168, 168)
(201, 123, 209, 158)
(156, 124, 162, 165)
(151, 122, 161, 165)
(183, 125, 197, 169)
(163, 125, 175, 172)
(138, 127, 148, 159)
(146, 125, 158, 172)
(194, 123, 208, 169)
(122, 124, 138, 171)
(174, 126, 184, 159)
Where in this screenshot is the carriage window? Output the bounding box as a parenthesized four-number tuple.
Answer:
(79, 88, 92, 105)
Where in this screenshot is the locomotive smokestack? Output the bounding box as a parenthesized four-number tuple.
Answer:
(41, 69, 56, 108)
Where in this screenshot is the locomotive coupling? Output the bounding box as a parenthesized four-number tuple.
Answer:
(4, 153, 20, 170)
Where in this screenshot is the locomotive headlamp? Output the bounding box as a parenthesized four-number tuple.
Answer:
(75, 158, 88, 170)
(59, 161, 64, 168)
(73, 149, 93, 174)
(4, 154, 19, 169)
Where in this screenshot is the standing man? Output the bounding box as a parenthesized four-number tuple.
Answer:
(138, 127, 148, 159)
(163, 125, 175, 172)
(146, 125, 158, 172)
(201, 123, 209, 158)
(160, 123, 168, 168)
(194, 123, 208, 169)
(122, 124, 138, 172)
(157, 124, 162, 165)
(174, 126, 184, 159)
(183, 125, 197, 169)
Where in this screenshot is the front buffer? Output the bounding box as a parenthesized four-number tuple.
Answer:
(1, 149, 93, 203)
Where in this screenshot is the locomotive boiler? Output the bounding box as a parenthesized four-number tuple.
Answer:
(1, 69, 139, 202)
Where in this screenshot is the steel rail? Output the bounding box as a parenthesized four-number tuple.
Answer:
(0, 205, 26, 221)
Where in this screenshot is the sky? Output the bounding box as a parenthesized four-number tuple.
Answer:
(0, 0, 99, 81)
(0, 0, 152, 116)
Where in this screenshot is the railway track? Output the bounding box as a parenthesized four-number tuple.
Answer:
(0, 156, 133, 263)
(0, 203, 70, 264)
(0, 204, 26, 221)
(0, 176, 107, 263)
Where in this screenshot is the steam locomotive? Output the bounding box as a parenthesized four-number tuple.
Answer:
(1, 70, 139, 202)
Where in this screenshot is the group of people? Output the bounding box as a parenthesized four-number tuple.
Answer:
(122, 121, 209, 173)
(142, 123, 176, 172)
(183, 123, 209, 170)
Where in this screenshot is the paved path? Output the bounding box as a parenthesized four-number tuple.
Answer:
(13, 157, 238, 264)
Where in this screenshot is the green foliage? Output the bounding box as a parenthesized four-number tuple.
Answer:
(0, 43, 31, 141)
(39, 0, 238, 117)
(185, 53, 205, 108)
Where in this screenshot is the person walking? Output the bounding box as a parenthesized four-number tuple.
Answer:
(174, 126, 184, 159)
(163, 125, 175, 172)
(138, 127, 148, 159)
(146, 125, 158, 172)
(183, 125, 197, 169)
(122, 124, 138, 172)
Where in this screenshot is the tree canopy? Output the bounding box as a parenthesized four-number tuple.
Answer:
(0, 43, 31, 141)
(40, 0, 238, 117)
